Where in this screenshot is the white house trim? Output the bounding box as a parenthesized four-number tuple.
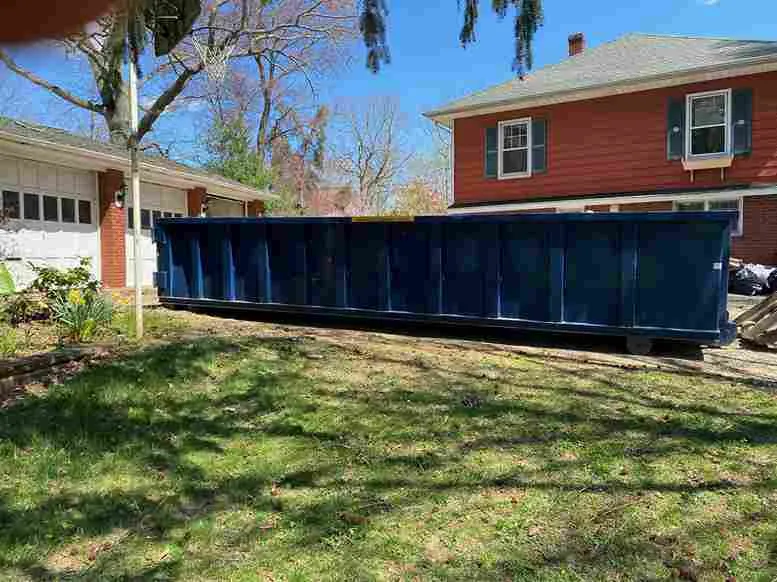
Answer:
(0, 130, 276, 202)
(448, 185, 777, 214)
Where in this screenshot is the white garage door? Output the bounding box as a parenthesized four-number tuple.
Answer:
(0, 155, 99, 288)
(125, 183, 186, 288)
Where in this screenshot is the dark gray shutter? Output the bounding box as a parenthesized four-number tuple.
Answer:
(732, 88, 753, 156)
(532, 118, 547, 173)
(667, 97, 685, 160)
(485, 127, 498, 178)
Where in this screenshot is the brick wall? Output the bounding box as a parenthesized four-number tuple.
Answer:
(187, 187, 207, 216)
(731, 195, 777, 265)
(619, 201, 674, 212)
(98, 169, 126, 288)
(247, 199, 266, 217)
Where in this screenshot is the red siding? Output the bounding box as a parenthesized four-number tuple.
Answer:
(453, 72, 777, 206)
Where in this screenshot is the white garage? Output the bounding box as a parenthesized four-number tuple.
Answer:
(0, 154, 99, 287)
(0, 118, 274, 290)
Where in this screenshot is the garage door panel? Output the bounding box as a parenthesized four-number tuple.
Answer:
(0, 156, 99, 289)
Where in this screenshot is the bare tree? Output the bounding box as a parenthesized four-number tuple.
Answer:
(0, 0, 355, 147)
(251, 0, 355, 165)
(330, 97, 411, 215)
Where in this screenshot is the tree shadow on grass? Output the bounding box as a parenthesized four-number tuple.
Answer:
(2, 333, 777, 579)
(0, 335, 326, 575)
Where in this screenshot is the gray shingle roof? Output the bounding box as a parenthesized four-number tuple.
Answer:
(426, 34, 777, 119)
(0, 116, 263, 195)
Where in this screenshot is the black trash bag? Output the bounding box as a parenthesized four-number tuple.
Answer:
(769, 269, 777, 294)
(730, 266, 767, 296)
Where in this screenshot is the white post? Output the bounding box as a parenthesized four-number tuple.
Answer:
(129, 59, 143, 339)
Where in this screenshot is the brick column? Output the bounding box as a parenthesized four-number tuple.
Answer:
(98, 169, 126, 289)
(187, 187, 207, 217)
(246, 200, 266, 217)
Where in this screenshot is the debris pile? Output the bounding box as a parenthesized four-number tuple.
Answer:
(736, 292, 777, 349)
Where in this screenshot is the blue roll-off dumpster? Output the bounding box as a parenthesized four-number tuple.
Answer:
(153, 212, 737, 354)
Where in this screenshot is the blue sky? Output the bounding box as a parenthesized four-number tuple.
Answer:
(325, 0, 777, 134)
(1, 0, 775, 162)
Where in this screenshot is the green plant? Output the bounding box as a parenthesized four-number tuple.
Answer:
(0, 324, 19, 356)
(1, 293, 49, 326)
(51, 289, 112, 343)
(28, 258, 100, 304)
(0, 262, 15, 296)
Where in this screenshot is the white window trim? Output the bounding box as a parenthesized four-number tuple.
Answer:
(673, 197, 743, 237)
(685, 88, 732, 160)
(1, 187, 96, 226)
(498, 117, 532, 179)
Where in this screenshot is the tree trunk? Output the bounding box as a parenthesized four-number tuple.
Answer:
(256, 91, 272, 166)
(255, 55, 274, 167)
(104, 83, 131, 145)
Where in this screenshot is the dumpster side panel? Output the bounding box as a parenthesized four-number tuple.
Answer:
(169, 225, 198, 299)
(636, 220, 724, 331)
(200, 224, 227, 300)
(348, 223, 389, 311)
(500, 223, 551, 322)
(231, 223, 264, 303)
(389, 224, 431, 314)
(267, 223, 307, 305)
(307, 223, 343, 308)
(442, 223, 488, 317)
(563, 223, 623, 326)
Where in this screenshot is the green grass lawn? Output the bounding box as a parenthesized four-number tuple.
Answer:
(1, 325, 776, 581)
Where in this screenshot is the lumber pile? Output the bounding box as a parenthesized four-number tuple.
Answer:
(736, 292, 777, 348)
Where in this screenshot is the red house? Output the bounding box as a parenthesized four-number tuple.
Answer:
(425, 33, 777, 265)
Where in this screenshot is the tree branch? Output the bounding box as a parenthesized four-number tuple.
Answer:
(136, 65, 202, 140)
(0, 48, 105, 114)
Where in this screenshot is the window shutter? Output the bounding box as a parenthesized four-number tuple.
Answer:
(484, 127, 498, 178)
(667, 97, 685, 160)
(532, 118, 547, 173)
(732, 88, 753, 156)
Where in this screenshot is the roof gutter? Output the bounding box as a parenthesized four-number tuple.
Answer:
(425, 55, 777, 125)
(0, 129, 276, 201)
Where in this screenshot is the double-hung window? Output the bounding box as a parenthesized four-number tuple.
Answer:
(498, 118, 532, 179)
(686, 89, 731, 158)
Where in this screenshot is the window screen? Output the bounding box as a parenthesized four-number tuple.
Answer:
(2, 191, 20, 219)
(61, 198, 75, 223)
(78, 200, 92, 224)
(152, 210, 162, 226)
(43, 196, 58, 221)
(500, 120, 531, 177)
(140, 208, 151, 229)
(24, 193, 40, 220)
(689, 92, 729, 156)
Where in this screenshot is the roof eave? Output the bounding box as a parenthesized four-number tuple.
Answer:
(0, 129, 277, 201)
(425, 55, 777, 125)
